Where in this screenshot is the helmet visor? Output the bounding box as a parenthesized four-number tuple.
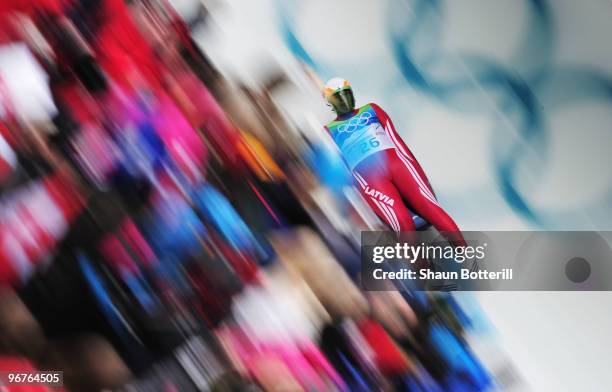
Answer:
(328, 88, 355, 115)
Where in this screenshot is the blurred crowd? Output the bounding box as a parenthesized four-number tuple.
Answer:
(0, 0, 493, 391)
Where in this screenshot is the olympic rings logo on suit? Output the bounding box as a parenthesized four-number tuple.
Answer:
(336, 111, 373, 134)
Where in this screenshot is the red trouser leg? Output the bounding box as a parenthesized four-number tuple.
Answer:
(353, 160, 415, 233)
(386, 150, 465, 245)
(353, 150, 465, 244)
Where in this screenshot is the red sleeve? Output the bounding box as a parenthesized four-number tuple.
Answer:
(370, 102, 436, 195)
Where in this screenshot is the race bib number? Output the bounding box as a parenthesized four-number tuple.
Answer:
(341, 123, 394, 169)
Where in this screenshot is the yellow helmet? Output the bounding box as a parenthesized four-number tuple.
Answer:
(323, 77, 355, 115)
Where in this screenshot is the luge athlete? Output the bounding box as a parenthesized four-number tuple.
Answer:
(323, 78, 463, 244)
